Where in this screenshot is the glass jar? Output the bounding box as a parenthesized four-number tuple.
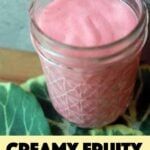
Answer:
(29, 0, 149, 128)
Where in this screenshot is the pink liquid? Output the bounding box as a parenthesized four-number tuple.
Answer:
(38, 0, 137, 46)
(35, 0, 139, 127)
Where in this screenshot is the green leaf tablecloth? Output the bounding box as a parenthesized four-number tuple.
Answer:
(0, 65, 149, 135)
(0, 83, 50, 135)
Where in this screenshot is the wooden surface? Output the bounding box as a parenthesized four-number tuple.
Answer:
(0, 48, 42, 83)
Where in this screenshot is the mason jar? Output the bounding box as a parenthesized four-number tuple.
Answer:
(29, 0, 149, 128)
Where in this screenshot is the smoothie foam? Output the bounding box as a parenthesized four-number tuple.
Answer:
(38, 0, 137, 46)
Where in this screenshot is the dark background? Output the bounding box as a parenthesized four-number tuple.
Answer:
(142, 0, 150, 64)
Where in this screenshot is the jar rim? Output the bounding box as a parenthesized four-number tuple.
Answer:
(30, 0, 147, 51)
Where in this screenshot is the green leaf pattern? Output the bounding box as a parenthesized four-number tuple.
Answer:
(0, 83, 50, 135)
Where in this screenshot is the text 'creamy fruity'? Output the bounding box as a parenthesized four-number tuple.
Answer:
(30, 0, 148, 127)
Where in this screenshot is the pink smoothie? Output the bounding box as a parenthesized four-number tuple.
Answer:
(38, 0, 137, 46)
(35, 0, 139, 127)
